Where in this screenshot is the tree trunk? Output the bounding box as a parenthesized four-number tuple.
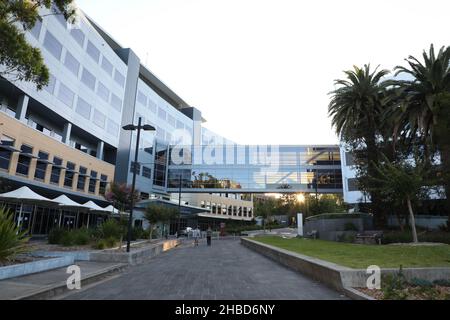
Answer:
(149, 226, 153, 240)
(407, 196, 419, 243)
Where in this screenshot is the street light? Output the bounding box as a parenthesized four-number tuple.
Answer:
(123, 117, 156, 253)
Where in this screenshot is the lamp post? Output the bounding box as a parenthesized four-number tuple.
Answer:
(123, 117, 156, 253)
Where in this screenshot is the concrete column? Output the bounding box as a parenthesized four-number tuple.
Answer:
(62, 123, 72, 145)
(97, 141, 105, 161)
(15, 94, 29, 122)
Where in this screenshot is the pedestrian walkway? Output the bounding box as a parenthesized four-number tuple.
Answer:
(0, 261, 125, 300)
(63, 240, 347, 300)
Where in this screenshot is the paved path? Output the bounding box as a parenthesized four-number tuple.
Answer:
(63, 240, 346, 300)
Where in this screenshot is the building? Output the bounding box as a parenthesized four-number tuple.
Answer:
(0, 7, 345, 234)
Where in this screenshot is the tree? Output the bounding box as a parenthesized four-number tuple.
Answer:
(370, 155, 432, 243)
(329, 64, 391, 228)
(144, 204, 179, 240)
(254, 198, 277, 232)
(389, 44, 450, 219)
(0, 0, 76, 89)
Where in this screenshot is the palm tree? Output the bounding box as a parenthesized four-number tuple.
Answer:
(328, 64, 391, 228)
(390, 44, 450, 219)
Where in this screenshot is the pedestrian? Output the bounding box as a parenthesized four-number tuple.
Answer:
(193, 226, 201, 246)
(206, 226, 212, 246)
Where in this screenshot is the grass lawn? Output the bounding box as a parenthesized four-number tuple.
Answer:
(252, 236, 450, 269)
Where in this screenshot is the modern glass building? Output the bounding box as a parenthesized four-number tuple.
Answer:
(0, 6, 346, 233)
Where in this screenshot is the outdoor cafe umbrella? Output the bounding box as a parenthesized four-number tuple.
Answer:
(0, 186, 60, 229)
(83, 201, 111, 228)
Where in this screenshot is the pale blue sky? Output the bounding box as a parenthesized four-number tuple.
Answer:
(76, 0, 449, 145)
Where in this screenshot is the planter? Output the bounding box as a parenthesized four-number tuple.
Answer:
(0, 256, 74, 281)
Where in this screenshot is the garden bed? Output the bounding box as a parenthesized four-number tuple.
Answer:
(357, 285, 450, 300)
(0, 255, 49, 268)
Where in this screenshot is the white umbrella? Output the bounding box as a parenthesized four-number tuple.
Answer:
(0, 186, 59, 230)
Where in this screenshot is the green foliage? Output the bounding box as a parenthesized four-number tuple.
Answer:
(0, 207, 29, 262)
(344, 223, 358, 231)
(105, 182, 140, 213)
(382, 267, 409, 300)
(57, 228, 91, 247)
(382, 230, 450, 245)
(48, 227, 66, 245)
(98, 219, 124, 241)
(144, 203, 179, 239)
(94, 237, 117, 250)
(337, 232, 356, 243)
(0, 0, 76, 89)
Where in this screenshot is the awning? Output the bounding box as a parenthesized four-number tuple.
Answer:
(0, 145, 20, 152)
(83, 201, 109, 213)
(37, 159, 55, 165)
(103, 205, 121, 214)
(0, 186, 59, 206)
(53, 195, 91, 210)
(19, 153, 39, 159)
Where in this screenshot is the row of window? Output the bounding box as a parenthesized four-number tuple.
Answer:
(200, 201, 254, 218)
(44, 73, 120, 137)
(0, 135, 109, 195)
(31, 16, 126, 88)
(130, 162, 152, 180)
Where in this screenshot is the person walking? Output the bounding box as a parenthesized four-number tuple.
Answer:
(206, 226, 212, 246)
(193, 226, 201, 247)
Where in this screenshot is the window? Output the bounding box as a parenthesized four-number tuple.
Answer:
(0, 135, 15, 171)
(50, 157, 63, 184)
(45, 74, 56, 94)
(156, 127, 165, 141)
(89, 171, 97, 193)
(142, 166, 152, 179)
(148, 99, 157, 113)
(30, 19, 42, 39)
(110, 94, 122, 112)
(176, 120, 184, 130)
(107, 119, 119, 137)
(101, 57, 113, 76)
(64, 51, 80, 76)
(81, 68, 96, 91)
(64, 162, 76, 188)
(34, 151, 49, 181)
(54, 10, 67, 27)
(347, 178, 359, 192)
(168, 115, 176, 127)
(57, 83, 75, 107)
(158, 108, 167, 121)
(99, 174, 108, 195)
(77, 166, 87, 191)
(137, 91, 147, 106)
(114, 70, 125, 88)
(43, 31, 63, 60)
(97, 82, 110, 102)
(75, 143, 89, 154)
(16, 145, 33, 176)
(70, 29, 85, 47)
(76, 97, 92, 120)
(86, 41, 100, 63)
(130, 162, 141, 175)
(93, 109, 106, 129)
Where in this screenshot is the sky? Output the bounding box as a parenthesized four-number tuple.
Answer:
(76, 0, 449, 145)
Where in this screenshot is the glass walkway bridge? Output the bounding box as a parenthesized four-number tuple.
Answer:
(163, 144, 343, 194)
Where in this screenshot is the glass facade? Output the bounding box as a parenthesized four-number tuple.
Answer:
(167, 145, 342, 193)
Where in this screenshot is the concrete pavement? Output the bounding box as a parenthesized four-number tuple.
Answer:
(63, 239, 347, 300)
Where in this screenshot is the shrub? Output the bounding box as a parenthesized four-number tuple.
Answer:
(0, 207, 29, 263)
(344, 223, 358, 231)
(98, 219, 124, 240)
(382, 267, 409, 300)
(433, 279, 450, 287)
(48, 227, 67, 245)
(131, 227, 146, 240)
(71, 228, 91, 246)
(60, 232, 75, 247)
(94, 237, 118, 250)
(337, 232, 356, 243)
(382, 230, 450, 245)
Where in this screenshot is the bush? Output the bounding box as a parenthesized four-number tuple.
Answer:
(98, 219, 124, 240)
(344, 223, 358, 231)
(71, 228, 91, 246)
(94, 237, 118, 250)
(60, 232, 75, 247)
(0, 207, 29, 263)
(382, 267, 409, 300)
(48, 227, 67, 245)
(382, 230, 450, 245)
(337, 232, 356, 243)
